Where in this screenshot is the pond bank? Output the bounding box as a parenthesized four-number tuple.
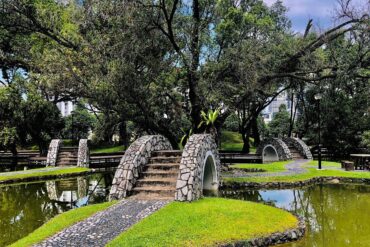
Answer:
(0, 167, 93, 185)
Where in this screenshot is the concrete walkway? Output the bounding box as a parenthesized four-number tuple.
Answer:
(34, 199, 169, 247)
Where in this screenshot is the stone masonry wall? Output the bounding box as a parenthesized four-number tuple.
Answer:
(175, 134, 221, 201)
(283, 137, 313, 159)
(257, 138, 292, 161)
(109, 135, 172, 200)
(77, 139, 90, 167)
(46, 139, 62, 167)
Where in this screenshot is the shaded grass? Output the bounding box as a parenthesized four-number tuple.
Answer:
(231, 161, 292, 172)
(11, 201, 116, 247)
(220, 131, 256, 153)
(0, 167, 89, 183)
(91, 145, 125, 154)
(107, 198, 298, 247)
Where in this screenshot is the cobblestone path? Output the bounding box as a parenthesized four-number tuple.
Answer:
(34, 199, 169, 247)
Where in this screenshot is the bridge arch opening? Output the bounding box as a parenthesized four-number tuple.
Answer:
(263, 145, 279, 163)
(202, 152, 218, 192)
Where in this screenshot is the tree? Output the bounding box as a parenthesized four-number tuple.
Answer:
(61, 105, 96, 141)
(268, 104, 290, 138)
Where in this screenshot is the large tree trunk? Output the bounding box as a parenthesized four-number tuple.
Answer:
(118, 120, 129, 147)
(241, 123, 252, 153)
(251, 117, 260, 147)
(188, 0, 202, 131)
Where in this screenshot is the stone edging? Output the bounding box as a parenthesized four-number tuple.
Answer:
(221, 176, 370, 190)
(221, 215, 305, 247)
(0, 170, 96, 186)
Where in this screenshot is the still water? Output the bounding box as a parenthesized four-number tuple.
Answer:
(220, 183, 370, 247)
(0, 172, 113, 247)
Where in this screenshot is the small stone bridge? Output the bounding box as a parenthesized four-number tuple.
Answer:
(256, 137, 313, 163)
(109, 134, 221, 201)
(46, 139, 89, 167)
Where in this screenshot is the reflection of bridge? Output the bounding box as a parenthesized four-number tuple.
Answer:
(45, 174, 113, 206)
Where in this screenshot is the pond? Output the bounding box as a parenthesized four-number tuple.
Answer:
(0, 172, 113, 247)
(219, 183, 370, 247)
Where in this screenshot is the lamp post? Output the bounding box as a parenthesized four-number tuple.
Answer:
(314, 93, 322, 170)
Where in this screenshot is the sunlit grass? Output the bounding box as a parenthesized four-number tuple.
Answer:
(0, 167, 89, 183)
(11, 201, 117, 247)
(107, 198, 298, 247)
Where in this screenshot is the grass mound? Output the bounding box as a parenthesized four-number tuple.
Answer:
(11, 201, 116, 247)
(107, 198, 298, 247)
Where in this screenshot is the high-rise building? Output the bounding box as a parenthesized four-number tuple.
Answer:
(261, 91, 296, 123)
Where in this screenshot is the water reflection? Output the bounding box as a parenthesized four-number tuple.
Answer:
(0, 172, 113, 247)
(219, 184, 370, 247)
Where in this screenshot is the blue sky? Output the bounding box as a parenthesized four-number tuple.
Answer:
(263, 0, 367, 33)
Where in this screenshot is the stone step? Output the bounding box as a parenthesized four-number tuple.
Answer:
(152, 150, 182, 157)
(60, 146, 78, 150)
(58, 153, 78, 157)
(131, 186, 176, 198)
(145, 163, 179, 171)
(142, 171, 179, 179)
(57, 163, 77, 166)
(149, 156, 181, 163)
(57, 158, 78, 162)
(136, 178, 177, 187)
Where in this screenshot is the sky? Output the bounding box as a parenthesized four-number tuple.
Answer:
(263, 0, 367, 33)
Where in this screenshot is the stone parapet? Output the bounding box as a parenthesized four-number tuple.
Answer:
(257, 138, 292, 162)
(77, 139, 90, 167)
(175, 134, 221, 201)
(46, 139, 62, 167)
(283, 137, 313, 159)
(109, 135, 172, 200)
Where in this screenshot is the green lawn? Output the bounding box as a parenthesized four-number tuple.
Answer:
(220, 131, 256, 153)
(11, 201, 116, 247)
(224, 160, 370, 183)
(107, 198, 298, 247)
(90, 145, 125, 154)
(230, 161, 292, 172)
(0, 167, 90, 183)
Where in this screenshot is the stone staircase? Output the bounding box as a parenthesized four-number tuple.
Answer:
(131, 150, 182, 200)
(56, 147, 78, 166)
(288, 146, 304, 160)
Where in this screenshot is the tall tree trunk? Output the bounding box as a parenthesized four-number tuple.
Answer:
(118, 120, 128, 147)
(251, 117, 260, 147)
(188, 0, 202, 131)
(241, 123, 251, 153)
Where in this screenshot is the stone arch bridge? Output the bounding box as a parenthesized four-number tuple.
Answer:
(256, 137, 313, 163)
(109, 134, 221, 201)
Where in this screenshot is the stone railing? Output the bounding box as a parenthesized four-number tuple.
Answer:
(77, 139, 90, 167)
(109, 135, 172, 200)
(283, 137, 313, 159)
(256, 138, 292, 162)
(46, 139, 62, 167)
(175, 134, 221, 202)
